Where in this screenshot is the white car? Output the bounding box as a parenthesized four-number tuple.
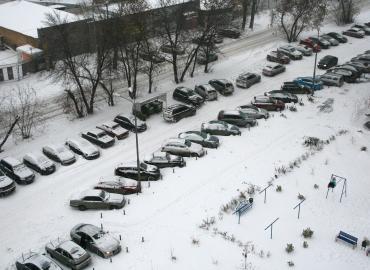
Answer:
(70, 189, 126, 210)
(23, 152, 56, 175)
(161, 138, 205, 157)
(42, 144, 76, 165)
(96, 121, 129, 140)
(277, 45, 303, 60)
(65, 138, 100, 160)
(201, 120, 241, 136)
(15, 252, 62, 270)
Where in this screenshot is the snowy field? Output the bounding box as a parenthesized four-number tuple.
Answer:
(1, 8, 370, 270)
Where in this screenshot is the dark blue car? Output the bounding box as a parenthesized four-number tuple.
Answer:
(294, 77, 323, 91)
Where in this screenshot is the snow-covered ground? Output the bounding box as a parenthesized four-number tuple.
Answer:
(1, 8, 370, 270)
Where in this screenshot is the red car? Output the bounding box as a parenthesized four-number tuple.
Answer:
(299, 38, 321, 52)
(251, 96, 285, 111)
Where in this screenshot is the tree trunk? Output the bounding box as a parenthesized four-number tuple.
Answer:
(65, 90, 84, 118)
(241, 1, 249, 30)
(249, 0, 257, 30)
(0, 115, 19, 152)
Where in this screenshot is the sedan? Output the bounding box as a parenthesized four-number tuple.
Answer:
(94, 178, 141, 195)
(345, 61, 370, 73)
(115, 162, 161, 181)
(352, 24, 370, 35)
(309, 36, 330, 49)
(326, 32, 348, 43)
(262, 64, 286, 76)
(236, 104, 269, 119)
(0, 171, 16, 196)
(342, 28, 365, 38)
(173, 86, 204, 107)
(235, 72, 261, 88)
(318, 55, 338, 69)
(320, 34, 339, 46)
(70, 189, 126, 211)
(161, 138, 205, 157)
(294, 77, 323, 90)
(144, 151, 186, 168)
(23, 152, 56, 175)
(114, 114, 147, 132)
(70, 223, 121, 258)
(45, 239, 91, 270)
(264, 90, 299, 103)
(208, 79, 234, 96)
(81, 128, 115, 148)
(96, 121, 129, 140)
(251, 96, 285, 111)
(201, 120, 241, 136)
(178, 131, 219, 148)
(65, 138, 100, 160)
(42, 145, 76, 165)
(293, 45, 313, 56)
(0, 157, 35, 184)
(15, 252, 62, 270)
(266, 51, 290, 64)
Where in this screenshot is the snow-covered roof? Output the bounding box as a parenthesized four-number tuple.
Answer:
(16, 44, 43, 55)
(0, 0, 79, 38)
(0, 49, 19, 66)
(28, 0, 92, 6)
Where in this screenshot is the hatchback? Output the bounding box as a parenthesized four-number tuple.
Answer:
(318, 55, 338, 69)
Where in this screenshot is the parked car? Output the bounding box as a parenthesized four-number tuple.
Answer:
(365, 22, 370, 27)
(139, 51, 166, 63)
(352, 24, 370, 35)
(293, 45, 313, 56)
(217, 110, 257, 128)
(351, 55, 370, 65)
(173, 86, 204, 106)
(178, 131, 219, 148)
(23, 152, 56, 175)
(115, 162, 161, 181)
(266, 51, 290, 64)
(201, 120, 241, 136)
(161, 138, 205, 157)
(345, 61, 370, 73)
(70, 189, 125, 211)
(264, 90, 299, 103)
(65, 138, 100, 160)
(277, 45, 303, 60)
(262, 64, 286, 76)
(15, 252, 62, 270)
(320, 34, 339, 46)
(309, 36, 330, 49)
(192, 34, 223, 45)
(94, 178, 141, 195)
(144, 151, 186, 168)
(236, 104, 269, 119)
(208, 79, 234, 95)
(0, 171, 16, 196)
(113, 114, 147, 132)
(217, 28, 241, 38)
(136, 100, 163, 119)
(318, 55, 338, 69)
(160, 44, 185, 55)
(45, 239, 91, 270)
(96, 121, 129, 140)
(327, 67, 359, 83)
(194, 84, 218, 101)
(319, 73, 344, 87)
(342, 28, 365, 38)
(197, 49, 218, 65)
(236, 72, 261, 89)
(294, 77, 323, 90)
(0, 157, 35, 184)
(42, 145, 76, 165)
(299, 38, 321, 52)
(339, 64, 362, 76)
(70, 223, 121, 258)
(326, 32, 348, 43)
(81, 128, 115, 148)
(163, 104, 196, 123)
(280, 81, 313, 94)
(251, 96, 285, 111)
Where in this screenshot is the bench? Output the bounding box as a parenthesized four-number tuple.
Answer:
(335, 231, 358, 249)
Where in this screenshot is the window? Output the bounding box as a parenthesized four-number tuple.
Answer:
(0, 69, 3, 81)
(7, 67, 14, 80)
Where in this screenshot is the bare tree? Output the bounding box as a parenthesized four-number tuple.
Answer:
(329, 0, 360, 25)
(249, 0, 257, 29)
(0, 115, 19, 153)
(0, 96, 19, 152)
(240, 0, 250, 30)
(140, 40, 162, 93)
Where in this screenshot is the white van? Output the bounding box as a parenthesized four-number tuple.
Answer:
(320, 73, 344, 87)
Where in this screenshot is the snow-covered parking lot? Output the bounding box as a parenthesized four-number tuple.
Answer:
(1, 10, 370, 270)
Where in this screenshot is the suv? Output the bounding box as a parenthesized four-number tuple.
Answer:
(114, 114, 147, 132)
(281, 81, 313, 94)
(0, 171, 15, 196)
(277, 45, 303, 60)
(161, 138, 205, 157)
(81, 128, 115, 148)
(115, 162, 161, 181)
(208, 79, 234, 96)
(194, 84, 218, 101)
(217, 28, 241, 38)
(326, 32, 348, 43)
(318, 55, 338, 69)
(235, 72, 261, 88)
(0, 157, 35, 184)
(218, 110, 257, 127)
(266, 51, 290, 64)
(173, 86, 204, 107)
(163, 104, 196, 123)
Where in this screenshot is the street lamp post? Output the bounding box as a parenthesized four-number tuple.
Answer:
(312, 28, 320, 91)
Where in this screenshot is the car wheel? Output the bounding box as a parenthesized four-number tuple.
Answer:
(78, 205, 87, 211)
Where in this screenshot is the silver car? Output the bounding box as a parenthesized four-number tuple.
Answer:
(42, 144, 76, 165)
(236, 104, 269, 119)
(70, 223, 121, 258)
(235, 72, 261, 88)
(262, 64, 286, 76)
(96, 121, 129, 140)
(0, 171, 16, 196)
(45, 239, 91, 270)
(23, 152, 56, 175)
(70, 189, 126, 211)
(15, 252, 62, 270)
(65, 138, 100, 160)
(178, 131, 220, 148)
(161, 138, 205, 157)
(293, 45, 313, 56)
(321, 34, 339, 46)
(277, 45, 303, 60)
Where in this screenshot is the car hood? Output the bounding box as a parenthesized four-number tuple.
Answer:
(37, 158, 54, 169)
(112, 127, 128, 135)
(94, 235, 120, 252)
(14, 166, 33, 179)
(58, 151, 75, 162)
(107, 193, 125, 204)
(189, 143, 203, 152)
(81, 144, 99, 155)
(0, 175, 13, 188)
(99, 135, 115, 143)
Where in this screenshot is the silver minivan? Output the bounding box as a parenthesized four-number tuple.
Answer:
(320, 73, 344, 87)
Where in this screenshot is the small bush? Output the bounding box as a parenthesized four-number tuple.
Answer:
(286, 244, 294, 253)
(314, 184, 319, 189)
(298, 193, 305, 200)
(307, 95, 314, 103)
(276, 185, 282, 192)
(361, 146, 367, 151)
(299, 100, 304, 106)
(303, 241, 308, 248)
(289, 106, 297, 112)
(288, 261, 295, 267)
(302, 228, 314, 238)
(192, 238, 200, 245)
(280, 113, 287, 118)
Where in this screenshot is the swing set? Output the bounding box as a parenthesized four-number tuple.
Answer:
(326, 174, 347, 203)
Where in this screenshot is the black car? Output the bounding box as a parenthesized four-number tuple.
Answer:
(114, 114, 147, 132)
(208, 79, 234, 96)
(264, 90, 299, 103)
(280, 81, 313, 94)
(217, 28, 241, 38)
(163, 104, 196, 123)
(0, 157, 35, 184)
(309, 36, 330, 49)
(81, 128, 115, 148)
(173, 86, 204, 107)
(144, 151, 186, 168)
(318, 55, 338, 69)
(326, 32, 348, 43)
(217, 110, 257, 128)
(115, 162, 161, 181)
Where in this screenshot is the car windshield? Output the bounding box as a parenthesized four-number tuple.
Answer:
(184, 140, 191, 147)
(70, 246, 80, 254)
(112, 123, 120, 129)
(37, 155, 49, 163)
